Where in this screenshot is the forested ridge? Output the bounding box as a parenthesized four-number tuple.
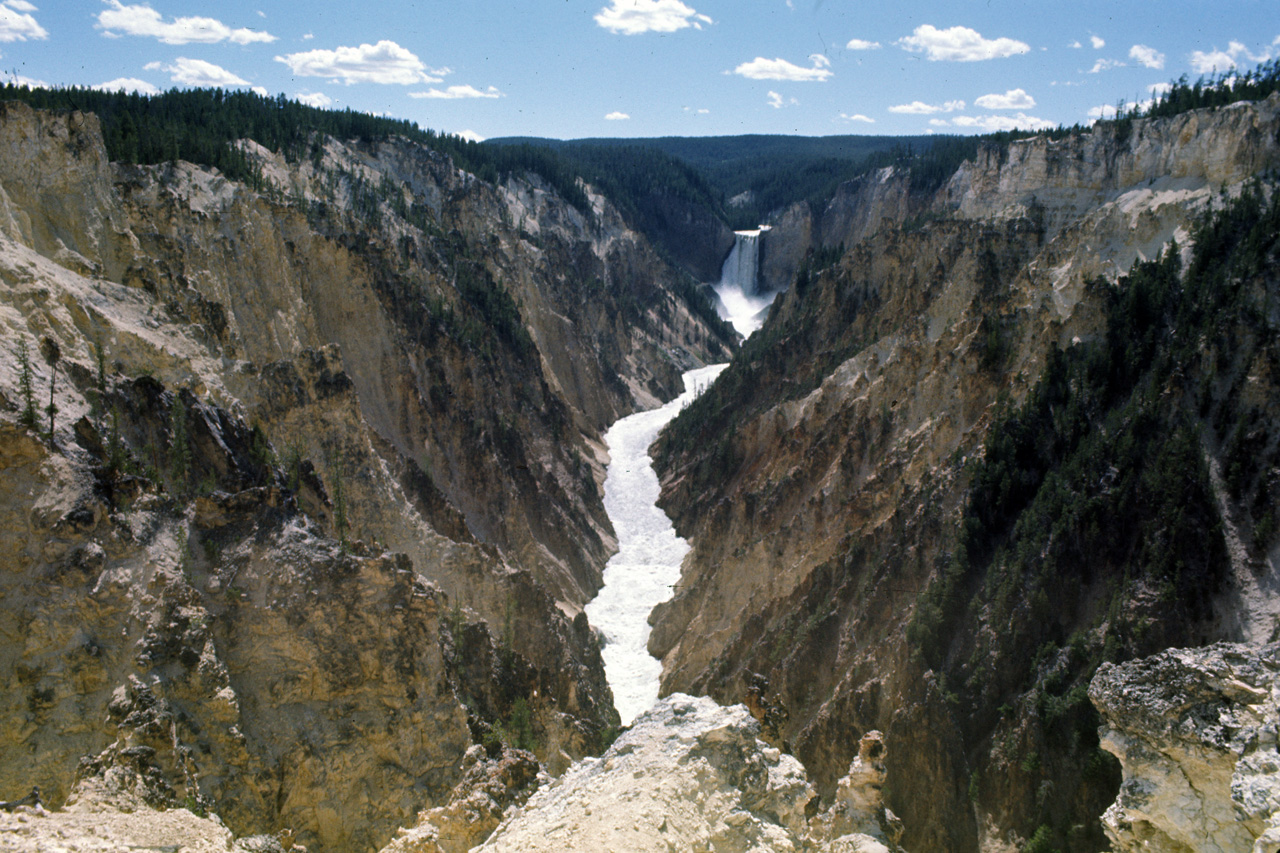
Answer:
(0, 84, 592, 210)
(3, 61, 1274, 245)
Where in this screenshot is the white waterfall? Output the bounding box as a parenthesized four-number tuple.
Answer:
(713, 228, 777, 338)
(584, 363, 728, 725)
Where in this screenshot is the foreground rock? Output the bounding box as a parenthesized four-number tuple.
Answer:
(467, 694, 905, 853)
(0, 750, 296, 853)
(1089, 642, 1280, 852)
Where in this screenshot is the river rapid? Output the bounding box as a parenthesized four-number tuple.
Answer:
(583, 363, 727, 724)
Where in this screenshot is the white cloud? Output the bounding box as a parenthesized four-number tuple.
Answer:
(144, 58, 249, 88)
(896, 25, 1029, 62)
(94, 76, 160, 95)
(295, 91, 332, 108)
(951, 112, 1055, 131)
(594, 0, 711, 35)
(1189, 41, 1270, 74)
(1129, 44, 1165, 69)
(1090, 35, 1106, 50)
(1068, 40, 1082, 49)
(1148, 81, 1172, 96)
(276, 40, 444, 85)
(97, 1, 274, 45)
(929, 118, 950, 127)
(888, 99, 965, 114)
(1087, 103, 1118, 120)
(605, 111, 630, 120)
(767, 90, 798, 108)
(6, 72, 47, 88)
(302, 32, 313, 40)
(974, 88, 1035, 109)
(1089, 58, 1125, 73)
(0, 1, 46, 42)
(733, 55, 833, 81)
(410, 84, 502, 100)
(251, 86, 268, 97)
(846, 38, 880, 51)
(456, 129, 485, 143)
(838, 112, 875, 123)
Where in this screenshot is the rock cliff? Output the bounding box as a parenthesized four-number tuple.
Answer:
(653, 93, 1280, 851)
(1090, 642, 1280, 853)
(0, 99, 731, 851)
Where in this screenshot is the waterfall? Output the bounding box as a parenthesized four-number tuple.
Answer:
(713, 228, 777, 338)
(584, 363, 728, 725)
(722, 230, 761, 296)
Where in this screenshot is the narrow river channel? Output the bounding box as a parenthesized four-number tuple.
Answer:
(583, 363, 727, 725)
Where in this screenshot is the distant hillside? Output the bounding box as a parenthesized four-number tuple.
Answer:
(491, 133, 936, 229)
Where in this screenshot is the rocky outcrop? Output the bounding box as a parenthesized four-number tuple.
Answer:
(381, 746, 542, 853)
(652, 96, 1280, 851)
(1090, 642, 1280, 853)
(467, 694, 906, 853)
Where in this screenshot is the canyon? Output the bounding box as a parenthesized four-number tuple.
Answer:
(1, 86, 1279, 853)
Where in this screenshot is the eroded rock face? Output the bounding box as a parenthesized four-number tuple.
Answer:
(0, 100, 730, 852)
(651, 97, 1280, 851)
(469, 695, 906, 853)
(1089, 643, 1280, 853)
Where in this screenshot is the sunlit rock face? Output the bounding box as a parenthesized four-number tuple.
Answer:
(1090, 643, 1280, 853)
(471, 694, 907, 853)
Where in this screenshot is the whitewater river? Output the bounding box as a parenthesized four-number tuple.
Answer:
(584, 363, 727, 725)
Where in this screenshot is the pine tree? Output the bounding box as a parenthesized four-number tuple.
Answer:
(17, 338, 37, 430)
(39, 336, 60, 443)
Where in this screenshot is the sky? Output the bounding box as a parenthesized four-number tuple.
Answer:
(1, 1, 1277, 141)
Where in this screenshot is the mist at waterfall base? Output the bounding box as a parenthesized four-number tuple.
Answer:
(584, 363, 728, 725)
(713, 229, 779, 338)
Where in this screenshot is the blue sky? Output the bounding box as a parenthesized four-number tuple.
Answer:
(2, 1, 1277, 141)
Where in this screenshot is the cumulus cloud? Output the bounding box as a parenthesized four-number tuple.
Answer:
(846, 38, 880, 50)
(767, 90, 798, 108)
(1089, 57, 1125, 73)
(733, 55, 833, 81)
(97, 1, 274, 45)
(974, 88, 1035, 109)
(1148, 81, 1173, 96)
(295, 91, 332, 108)
(145, 58, 250, 87)
(456, 129, 485, 143)
(888, 99, 965, 114)
(838, 112, 875, 123)
(1129, 44, 1165, 69)
(6, 71, 47, 88)
(1090, 35, 1105, 49)
(94, 76, 160, 95)
(1068, 40, 1082, 49)
(896, 25, 1029, 62)
(594, 0, 711, 35)
(410, 84, 502, 100)
(276, 40, 444, 85)
(0, 0, 47, 42)
(950, 112, 1055, 131)
(1087, 103, 1119, 120)
(1190, 41, 1270, 74)
(605, 111, 630, 120)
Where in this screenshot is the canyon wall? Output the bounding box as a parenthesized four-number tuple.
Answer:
(653, 93, 1280, 851)
(0, 100, 731, 851)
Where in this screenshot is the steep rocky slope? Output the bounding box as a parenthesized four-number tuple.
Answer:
(0, 100, 731, 851)
(653, 93, 1280, 851)
(1090, 642, 1280, 853)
